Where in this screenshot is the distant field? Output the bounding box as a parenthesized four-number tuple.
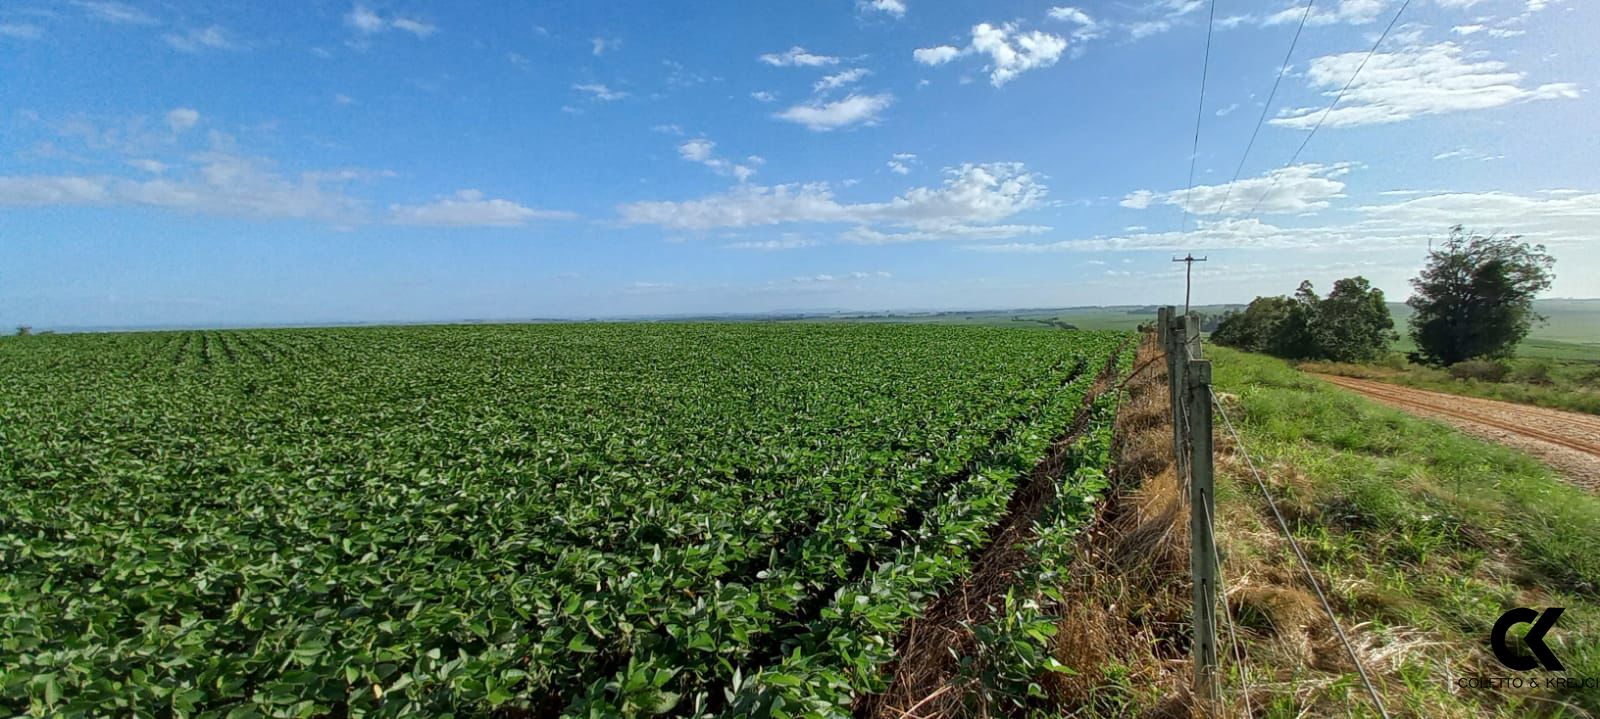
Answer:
(829, 299, 1600, 361)
(1387, 299, 1600, 361)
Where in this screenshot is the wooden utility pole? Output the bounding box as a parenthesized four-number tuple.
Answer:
(1172, 254, 1207, 315)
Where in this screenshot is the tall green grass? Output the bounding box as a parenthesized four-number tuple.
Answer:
(1210, 347, 1600, 717)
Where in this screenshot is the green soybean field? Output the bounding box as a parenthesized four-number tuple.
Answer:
(0, 323, 1132, 717)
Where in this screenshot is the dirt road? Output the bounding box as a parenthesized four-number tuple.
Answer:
(1313, 374, 1600, 492)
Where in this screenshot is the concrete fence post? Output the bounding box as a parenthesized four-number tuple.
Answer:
(1186, 357, 1218, 701)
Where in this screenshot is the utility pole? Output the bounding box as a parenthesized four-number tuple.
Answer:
(1172, 254, 1207, 315)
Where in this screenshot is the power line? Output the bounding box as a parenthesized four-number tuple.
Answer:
(1211, 0, 1316, 217)
(1178, 0, 1219, 237)
(1244, 0, 1414, 220)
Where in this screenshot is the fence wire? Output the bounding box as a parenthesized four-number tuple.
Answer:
(1164, 318, 1389, 718)
(1201, 491, 1253, 718)
(1208, 385, 1392, 719)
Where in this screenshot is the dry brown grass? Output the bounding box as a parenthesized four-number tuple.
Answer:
(869, 335, 1556, 719)
(1043, 334, 1200, 718)
(1040, 337, 1448, 718)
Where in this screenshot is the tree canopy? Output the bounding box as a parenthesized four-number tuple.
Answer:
(1211, 276, 1395, 362)
(1407, 226, 1555, 366)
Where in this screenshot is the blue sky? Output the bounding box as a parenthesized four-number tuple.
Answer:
(1, 0, 1596, 328)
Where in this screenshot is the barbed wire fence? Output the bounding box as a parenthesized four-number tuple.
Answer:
(1157, 306, 1389, 718)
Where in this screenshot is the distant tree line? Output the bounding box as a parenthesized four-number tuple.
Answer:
(1211, 227, 1556, 367)
(1211, 277, 1396, 362)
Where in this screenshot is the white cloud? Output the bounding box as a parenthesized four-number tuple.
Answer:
(1216, 102, 1240, 117)
(750, 90, 778, 103)
(919, 23, 1068, 87)
(723, 237, 819, 251)
(968, 218, 1332, 254)
(677, 139, 715, 163)
(0, 23, 43, 39)
(1047, 6, 1101, 41)
(887, 152, 918, 175)
(1452, 24, 1484, 35)
(774, 93, 893, 131)
(1265, 0, 1394, 27)
(1128, 20, 1173, 39)
(620, 162, 1047, 242)
(759, 46, 840, 67)
(347, 5, 384, 33)
(972, 189, 1600, 255)
(1120, 189, 1155, 209)
(623, 281, 679, 294)
(677, 138, 759, 182)
(0, 176, 112, 205)
(912, 45, 961, 66)
(815, 68, 871, 93)
(1359, 191, 1600, 241)
(573, 83, 629, 101)
(1162, 0, 1207, 17)
(842, 224, 1049, 244)
(1047, 6, 1092, 24)
(391, 18, 438, 38)
(1122, 163, 1353, 216)
(163, 26, 239, 53)
(0, 155, 364, 224)
(165, 108, 200, 133)
(346, 5, 436, 38)
(862, 0, 907, 18)
(789, 270, 893, 283)
(127, 158, 167, 174)
(72, 1, 158, 26)
(1432, 148, 1502, 161)
(389, 189, 574, 226)
(591, 37, 617, 56)
(1272, 42, 1579, 129)
(1119, 0, 1208, 39)
(0, 116, 591, 230)
(651, 124, 684, 135)
(972, 23, 1066, 86)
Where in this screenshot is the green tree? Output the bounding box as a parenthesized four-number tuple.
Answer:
(1212, 296, 1294, 353)
(1312, 277, 1397, 362)
(1268, 281, 1320, 360)
(1212, 277, 1394, 362)
(1408, 226, 1555, 366)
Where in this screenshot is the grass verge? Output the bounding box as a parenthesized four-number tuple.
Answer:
(1206, 346, 1600, 718)
(1297, 357, 1600, 416)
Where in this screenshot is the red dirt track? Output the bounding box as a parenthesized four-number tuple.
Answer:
(1313, 373, 1600, 493)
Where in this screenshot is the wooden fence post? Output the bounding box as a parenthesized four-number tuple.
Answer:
(1164, 308, 1185, 486)
(1186, 356, 1218, 701)
(1184, 312, 1201, 361)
